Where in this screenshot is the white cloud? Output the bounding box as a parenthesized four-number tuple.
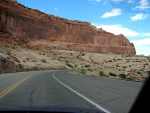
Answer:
(135, 0, 150, 9)
(131, 38, 150, 55)
(131, 13, 149, 21)
(134, 45, 150, 56)
(101, 8, 122, 18)
(111, 0, 123, 2)
(96, 24, 139, 37)
(131, 38, 150, 46)
(54, 8, 58, 11)
(142, 33, 150, 36)
(128, 0, 135, 3)
(89, 0, 101, 2)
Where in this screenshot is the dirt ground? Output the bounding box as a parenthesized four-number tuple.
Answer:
(0, 45, 149, 82)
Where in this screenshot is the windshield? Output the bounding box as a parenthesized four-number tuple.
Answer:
(0, 0, 149, 113)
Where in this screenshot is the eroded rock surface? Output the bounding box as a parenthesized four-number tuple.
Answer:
(0, 52, 22, 73)
(0, 0, 136, 54)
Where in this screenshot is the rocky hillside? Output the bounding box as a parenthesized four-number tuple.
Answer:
(0, 0, 136, 54)
(0, 46, 149, 82)
(0, 51, 22, 74)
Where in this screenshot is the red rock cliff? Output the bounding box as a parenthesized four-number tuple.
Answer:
(0, 0, 136, 54)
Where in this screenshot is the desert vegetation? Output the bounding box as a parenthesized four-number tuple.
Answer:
(0, 45, 149, 82)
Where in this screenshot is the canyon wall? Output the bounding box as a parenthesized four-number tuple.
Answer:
(0, 0, 136, 54)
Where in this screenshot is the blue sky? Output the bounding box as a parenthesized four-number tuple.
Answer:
(17, 0, 150, 56)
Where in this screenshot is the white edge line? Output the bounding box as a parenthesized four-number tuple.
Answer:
(53, 73, 111, 113)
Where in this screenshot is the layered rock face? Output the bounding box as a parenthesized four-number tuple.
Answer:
(0, 0, 136, 54)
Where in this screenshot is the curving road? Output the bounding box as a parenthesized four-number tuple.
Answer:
(0, 70, 143, 113)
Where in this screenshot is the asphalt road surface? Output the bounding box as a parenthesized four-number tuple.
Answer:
(0, 70, 143, 113)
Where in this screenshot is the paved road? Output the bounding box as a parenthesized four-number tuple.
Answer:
(0, 70, 143, 113)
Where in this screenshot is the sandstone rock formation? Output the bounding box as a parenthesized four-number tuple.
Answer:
(0, 52, 22, 73)
(0, 0, 136, 54)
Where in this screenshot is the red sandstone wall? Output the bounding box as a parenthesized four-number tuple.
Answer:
(0, 0, 136, 54)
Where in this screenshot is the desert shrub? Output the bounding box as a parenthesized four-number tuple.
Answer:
(41, 59, 46, 63)
(31, 59, 36, 62)
(99, 71, 105, 76)
(126, 77, 135, 81)
(6, 51, 11, 56)
(59, 56, 63, 58)
(137, 71, 141, 74)
(117, 59, 121, 60)
(116, 65, 120, 67)
(81, 53, 85, 56)
(84, 64, 90, 68)
(54, 53, 57, 55)
(57, 58, 60, 61)
(140, 69, 144, 71)
(67, 63, 73, 68)
(122, 66, 127, 68)
(66, 62, 73, 68)
(109, 72, 117, 77)
(136, 60, 141, 62)
(87, 68, 93, 72)
(119, 74, 126, 79)
(108, 60, 112, 62)
(144, 63, 148, 65)
(76, 55, 80, 59)
(65, 60, 68, 63)
(81, 68, 85, 74)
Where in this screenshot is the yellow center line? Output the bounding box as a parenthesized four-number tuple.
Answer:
(0, 75, 31, 98)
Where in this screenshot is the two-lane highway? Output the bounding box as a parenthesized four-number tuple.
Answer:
(0, 70, 143, 113)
